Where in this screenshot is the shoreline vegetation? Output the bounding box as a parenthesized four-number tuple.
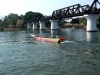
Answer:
(0, 25, 100, 31)
(0, 26, 85, 32)
(0, 25, 86, 31)
(0, 23, 100, 31)
(0, 11, 100, 31)
(61, 23, 86, 29)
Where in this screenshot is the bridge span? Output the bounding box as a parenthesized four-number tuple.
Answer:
(27, 0, 100, 32)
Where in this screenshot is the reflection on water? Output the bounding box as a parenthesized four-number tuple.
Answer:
(86, 32, 98, 42)
(39, 29, 47, 36)
(32, 29, 40, 35)
(0, 29, 100, 75)
(51, 29, 58, 35)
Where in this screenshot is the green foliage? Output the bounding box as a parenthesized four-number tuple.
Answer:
(70, 17, 87, 26)
(24, 11, 43, 22)
(18, 14, 24, 20)
(24, 11, 35, 22)
(3, 16, 8, 27)
(79, 17, 87, 25)
(58, 19, 67, 27)
(70, 18, 79, 24)
(97, 15, 100, 28)
(0, 11, 43, 29)
(0, 19, 4, 28)
(3, 13, 19, 28)
(16, 20, 24, 28)
(45, 21, 51, 27)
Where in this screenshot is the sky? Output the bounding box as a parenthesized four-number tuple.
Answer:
(0, 0, 97, 17)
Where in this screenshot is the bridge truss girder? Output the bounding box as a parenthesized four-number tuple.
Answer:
(52, 0, 100, 19)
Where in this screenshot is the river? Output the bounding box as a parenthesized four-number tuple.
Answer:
(0, 28, 100, 75)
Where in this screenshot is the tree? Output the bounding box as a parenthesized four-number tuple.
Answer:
(24, 11, 43, 23)
(70, 18, 79, 24)
(58, 19, 67, 27)
(0, 19, 5, 29)
(2, 13, 24, 28)
(0, 11, 45, 29)
(79, 17, 86, 25)
(18, 14, 24, 20)
(45, 21, 51, 27)
(4, 13, 19, 27)
(16, 19, 24, 28)
(3, 16, 8, 27)
(97, 15, 100, 28)
(34, 12, 43, 19)
(10, 13, 18, 26)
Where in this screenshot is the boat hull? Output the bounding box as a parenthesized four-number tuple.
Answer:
(30, 34, 65, 43)
(35, 37, 60, 43)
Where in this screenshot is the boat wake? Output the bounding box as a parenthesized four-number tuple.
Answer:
(60, 40, 78, 44)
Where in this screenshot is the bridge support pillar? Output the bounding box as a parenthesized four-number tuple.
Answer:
(32, 22, 37, 29)
(27, 23, 31, 28)
(50, 20, 58, 30)
(39, 21, 45, 29)
(84, 14, 98, 32)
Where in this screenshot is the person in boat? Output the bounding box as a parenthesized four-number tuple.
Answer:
(51, 34, 55, 38)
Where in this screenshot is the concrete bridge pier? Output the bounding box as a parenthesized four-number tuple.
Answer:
(84, 14, 99, 32)
(32, 22, 37, 29)
(27, 23, 31, 28)
(39, 21, 45, 29)
(50, 20, 58, 30)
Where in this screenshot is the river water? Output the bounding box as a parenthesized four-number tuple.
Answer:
(0, 28, 100, 75)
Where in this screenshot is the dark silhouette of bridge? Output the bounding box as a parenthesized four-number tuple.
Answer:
(38, 0, 100, 21)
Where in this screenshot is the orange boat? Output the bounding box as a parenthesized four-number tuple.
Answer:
(30, 34, 65, 43)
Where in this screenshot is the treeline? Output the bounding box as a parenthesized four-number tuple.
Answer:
(0, 11, 43, 30)
(69, 15, 100, 28)
(0, 11, 100, 30)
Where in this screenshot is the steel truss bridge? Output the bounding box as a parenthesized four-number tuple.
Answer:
(38, 0, 100, 21)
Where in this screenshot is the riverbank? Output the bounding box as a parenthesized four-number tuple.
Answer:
(60, 25, 86, 29)
(0, 28, 27, 31)
(0, 26, 100, 31)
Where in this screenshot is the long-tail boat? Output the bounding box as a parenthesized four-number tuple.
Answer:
(30, 34, 65, 43)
